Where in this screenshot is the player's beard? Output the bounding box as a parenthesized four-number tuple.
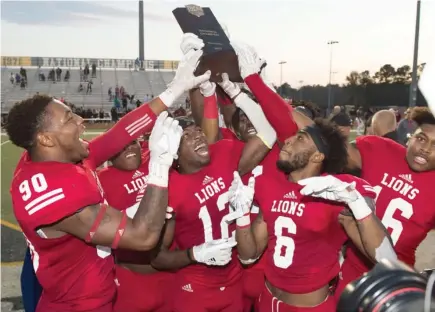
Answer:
(276, 150, 311, 174)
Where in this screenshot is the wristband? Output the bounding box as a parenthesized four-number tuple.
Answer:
(236, 213, 251, 228)
(111, 211, 128, 249)
(85, 203, 108, 243)
(348, 196, 373, 221)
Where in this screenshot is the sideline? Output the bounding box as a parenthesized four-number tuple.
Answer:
(1, 219, 22, 232)
(1, 140, 10, 146)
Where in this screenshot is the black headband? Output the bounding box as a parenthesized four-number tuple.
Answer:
(301, 125, 330, 157)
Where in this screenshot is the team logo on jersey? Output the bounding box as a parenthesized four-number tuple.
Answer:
(132, 170, 144, 179)
(283, 191, 297, 200)
(186, 4, 204, 17)
(398, 174, 413, 184)
(202, 175, 214, 185)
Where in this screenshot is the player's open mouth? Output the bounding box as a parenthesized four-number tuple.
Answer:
(194, 142, 208, 156)
(414, 155, 428, 165)
(125, 152, 137, 159)
(247, 127, 257, 135)
(78, 128, 89, 150)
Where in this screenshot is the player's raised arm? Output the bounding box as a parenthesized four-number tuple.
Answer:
(218, 74, 276, 175)
(228, 172, 268, 262)
(54, 113, 182, 251)
(232, 42, 300, 143)
(88, 49, 211, 168)
(298, 175, 397, 263)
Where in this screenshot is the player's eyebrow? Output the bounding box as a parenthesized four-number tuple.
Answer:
(63, 110, 72, 122)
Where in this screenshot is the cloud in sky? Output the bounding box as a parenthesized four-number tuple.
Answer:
(0, 1, 170, 26)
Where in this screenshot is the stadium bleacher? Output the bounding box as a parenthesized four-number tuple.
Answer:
(1, 62, 186, 113)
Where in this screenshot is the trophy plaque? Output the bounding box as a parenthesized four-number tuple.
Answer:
(173, 4, 243, 83)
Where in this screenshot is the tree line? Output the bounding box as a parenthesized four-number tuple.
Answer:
(276, 63, 428, 109)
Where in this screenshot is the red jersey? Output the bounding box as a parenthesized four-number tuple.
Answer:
(169, 139, 245, 287)
(220, 127, 238, 140)
(243, 144, 284, 273)
(347, 136, 435, 271)
(98, 151, 150, 211)
(254, 171, 376, 294)
(11, 153, 115, 312)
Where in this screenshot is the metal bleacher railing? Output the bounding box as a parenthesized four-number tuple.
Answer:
(1, 56, 185, 113)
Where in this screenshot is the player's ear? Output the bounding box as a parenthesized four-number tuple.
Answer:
(36, 132, 56, 148)
(310, 151, 324, 164)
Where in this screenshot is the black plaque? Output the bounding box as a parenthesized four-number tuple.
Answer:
(173, 4, 242, 83)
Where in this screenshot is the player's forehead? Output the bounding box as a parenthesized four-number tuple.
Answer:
(416, 124, 435, 140)
(183, 125, 200, 135)
(46, 100, 72, 119)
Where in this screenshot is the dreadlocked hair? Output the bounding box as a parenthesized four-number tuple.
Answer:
(5, 94, 53, 151)
(313, 118, 348, 174)
(410, 107, 435, 126)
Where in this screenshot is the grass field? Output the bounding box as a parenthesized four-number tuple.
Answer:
(0, 131, 359, 226)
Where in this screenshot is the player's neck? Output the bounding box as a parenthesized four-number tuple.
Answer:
(288, 167, 320, 183)
(30, 150, 73, 164)
(177, 163, 203, 175)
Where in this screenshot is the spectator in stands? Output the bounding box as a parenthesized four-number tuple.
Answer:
(86, 80, 93, 94)
(111, 106, 119, 123)
(15, 73, 21, 85)
(108, 87, 113, 101)
(134, 57, 140, 71)
(48, 69, 55, 82)
(84, 64, 90, 81)
(114, 96, 120, 109)
(20, 78, 26, 90)
(64, 70, 70, 82)
(136, 99, 141, 108)
(10, 73, 14, 84)
(397, 107, 417, 145)
(115, 85, 120, 98)
(91, 63, 97, 78)
(19, 67, 27, 81)
(78, 83, 84, 93)
(120, 86, 125, 98)
(56, 67, 62, 81)
(99, 109, 104, 119)
(144, 94, 149, 102)
(39, 73, 46, 81)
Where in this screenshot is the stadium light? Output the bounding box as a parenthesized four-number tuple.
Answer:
(327, 40, 339, 115)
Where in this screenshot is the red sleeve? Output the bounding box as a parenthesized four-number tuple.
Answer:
(87, 104, 157, 169)
(244, 73, 298, 143)
(12, 165, 101, 230)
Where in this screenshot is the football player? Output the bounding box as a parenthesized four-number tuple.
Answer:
(229, 119, 395, 312)
(97, 140, 173, 312)
(7, 48, 208, 311)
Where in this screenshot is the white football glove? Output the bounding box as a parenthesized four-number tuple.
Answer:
(218, 73, 241, 100)
(192, 238, 237, 266)
(419, 61, 435, 115)
(147, 112, 182, 187)
(199, 80, 216, 97)
(159, 50, 211, 107)
(180, 33, 204, 55)
(298, 175, 373, 221)
(227, 172, 255, 227)
(231, 42, 264, 79)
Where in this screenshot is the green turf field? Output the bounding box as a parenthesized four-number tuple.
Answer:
(1, 131, 358, 226)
